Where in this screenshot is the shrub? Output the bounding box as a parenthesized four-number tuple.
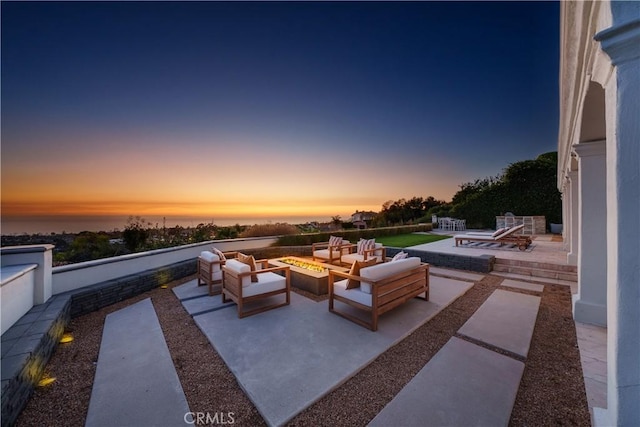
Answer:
(239, 223, 300, 238)
(274, 224, 432, 246)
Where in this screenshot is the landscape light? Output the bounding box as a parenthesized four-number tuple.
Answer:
(59, 333, 74, 343)
(37, 376, 56, 387)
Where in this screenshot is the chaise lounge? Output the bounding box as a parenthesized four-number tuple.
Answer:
(454, 223, 532, 251)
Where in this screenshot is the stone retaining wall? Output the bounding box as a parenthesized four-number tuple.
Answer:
(1, 296, 71, 427)
(386, 247, 495, 273)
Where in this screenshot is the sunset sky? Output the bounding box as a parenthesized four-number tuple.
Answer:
(1, 1, 560, 232)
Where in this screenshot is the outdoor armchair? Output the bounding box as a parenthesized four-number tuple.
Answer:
(222, 257, 291, 318)
(341, 238, 386, 266)
(312, 235, 351, 265)
(197, 250, 226, 296)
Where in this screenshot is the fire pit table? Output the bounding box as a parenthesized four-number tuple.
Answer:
(268, 256, 349, 295)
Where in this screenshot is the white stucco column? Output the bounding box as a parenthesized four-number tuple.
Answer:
(573, 140, 607, 327)
(566, 170, 579, 265)
(594, 9, 640, 426)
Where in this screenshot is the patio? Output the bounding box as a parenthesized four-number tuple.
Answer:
(79, 235, 601, 426)
(9, 235, 603, 426)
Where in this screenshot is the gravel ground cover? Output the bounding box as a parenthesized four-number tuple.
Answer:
(16, 273, 590, 426)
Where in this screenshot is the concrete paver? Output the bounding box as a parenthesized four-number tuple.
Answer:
(174, 280, 233, 315)
(85, 298, 190, 427)
(172, 279, 210, 300)
(500, 278, 545, 293)
(575, 322, 607, 414)
(458, 289, 541, 358)
(191, 277, 473, 427)
(369, 337, 524, 427)
(429, 266, 485, 282)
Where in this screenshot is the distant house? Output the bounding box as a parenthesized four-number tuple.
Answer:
(350, 211, 377, 229)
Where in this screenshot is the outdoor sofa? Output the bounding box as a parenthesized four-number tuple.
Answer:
(328, 256, 429, 331)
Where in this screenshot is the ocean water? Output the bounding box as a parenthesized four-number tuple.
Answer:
(1, 214, 328, 235)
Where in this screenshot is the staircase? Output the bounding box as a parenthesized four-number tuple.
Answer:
(492, 258, 577, 283)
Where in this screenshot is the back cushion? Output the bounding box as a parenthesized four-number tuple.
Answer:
(225, 259, 252, 287)
(359, 257, 422, 293)
(200, 251, 220, 262)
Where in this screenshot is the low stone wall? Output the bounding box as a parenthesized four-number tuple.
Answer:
(1, 296, 71, 427)
(64, 259, 196, 318)
(385, 247, 495, 273)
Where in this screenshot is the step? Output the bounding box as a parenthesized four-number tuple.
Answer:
(492, 264, 578, 282)
(494, 258, 577, 273)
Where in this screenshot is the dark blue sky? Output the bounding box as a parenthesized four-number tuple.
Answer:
(2, 1, 560, 222)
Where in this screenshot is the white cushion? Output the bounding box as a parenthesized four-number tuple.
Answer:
(224, 259, 252, 287)
(329, 235, 342, 247)
(314, 249, 338, 259)
(333, 279, 372, 307)
(341, 253, 383, 265)
(391, 251, 408, 261)
(359, 257, 422, 294)
(200, 251, 220, 262)
(200, 251, 223, 273)
(211, 247, 226, 260)
(242, 272, 287, 297)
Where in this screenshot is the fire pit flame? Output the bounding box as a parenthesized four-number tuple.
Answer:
(279, 258, 326, 273)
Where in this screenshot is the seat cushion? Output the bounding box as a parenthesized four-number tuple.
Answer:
(314, 249, 338, 259)
(333, 279, 372, 307)
(343, 252, 383, 264)
(243, 272, 287, 297)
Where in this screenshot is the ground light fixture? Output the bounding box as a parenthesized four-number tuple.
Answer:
(59, 333, 74, 343)
(37, 376, 56, 387)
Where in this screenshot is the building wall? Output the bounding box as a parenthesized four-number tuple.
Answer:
(558, 1, 640, 425)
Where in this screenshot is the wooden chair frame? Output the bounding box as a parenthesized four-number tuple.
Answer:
(197, 256, 225, 296)
(312, 241, 351, 265)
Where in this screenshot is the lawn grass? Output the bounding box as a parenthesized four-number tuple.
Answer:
(374, 233, 451, 248)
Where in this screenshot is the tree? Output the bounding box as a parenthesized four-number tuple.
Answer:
(64, 232, 114, 263)
(122, 216, 149, 251)
(450, 152, 562, 228)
